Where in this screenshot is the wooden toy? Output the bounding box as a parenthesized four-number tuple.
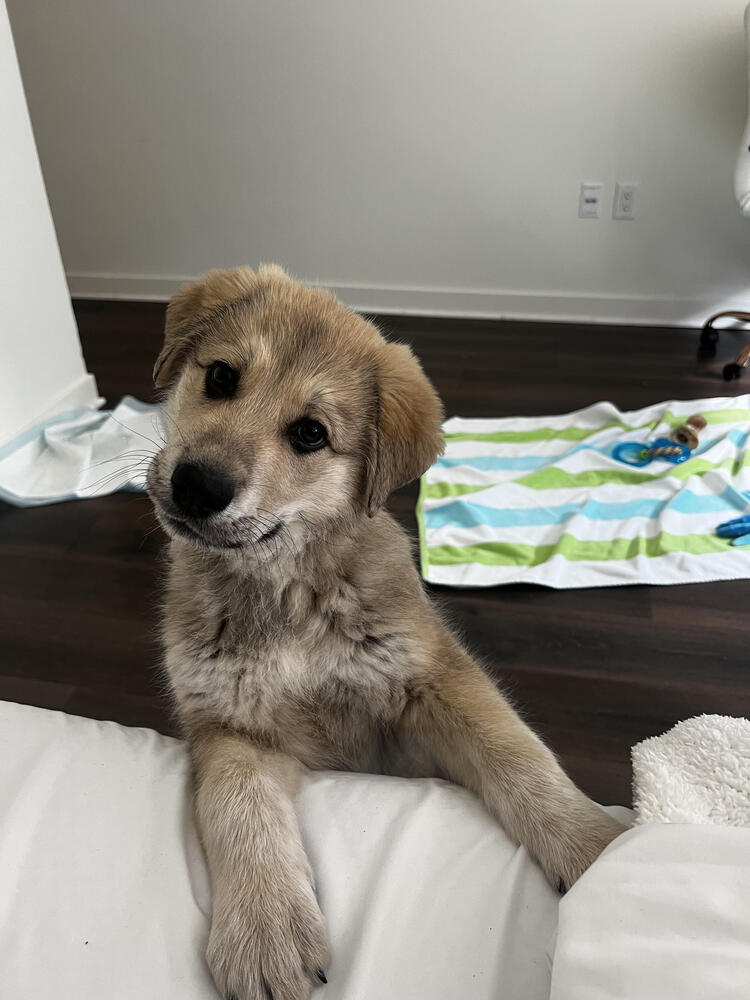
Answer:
(671, 414, 706, 450)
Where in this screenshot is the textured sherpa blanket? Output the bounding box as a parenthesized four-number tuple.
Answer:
(632, 715, 750, 826)
(417, 396, 750, 589)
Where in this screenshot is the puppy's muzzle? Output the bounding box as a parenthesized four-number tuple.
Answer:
(171, 461, 234, 519)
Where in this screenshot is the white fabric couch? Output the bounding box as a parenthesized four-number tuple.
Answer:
(2, 700, 748, 1000)
(0, 701, 561, 1000)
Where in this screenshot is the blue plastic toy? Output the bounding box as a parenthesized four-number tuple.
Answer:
(716, 514, 750, 547)
(612, 437, 691, 468)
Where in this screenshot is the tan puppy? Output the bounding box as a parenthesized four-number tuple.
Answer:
(146, 265, 624, 1000)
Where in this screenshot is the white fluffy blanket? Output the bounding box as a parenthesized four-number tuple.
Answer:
(632, 714, 750, 825)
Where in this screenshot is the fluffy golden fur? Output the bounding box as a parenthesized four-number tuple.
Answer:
(146, 265, 624, 1000)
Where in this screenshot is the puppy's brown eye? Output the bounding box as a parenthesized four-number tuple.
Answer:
(205, 361, 238, 399)
(289, 419, 328, 453)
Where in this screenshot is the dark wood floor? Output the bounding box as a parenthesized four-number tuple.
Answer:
(2, 300, 750, 805)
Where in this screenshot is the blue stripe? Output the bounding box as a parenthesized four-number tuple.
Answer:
(423, 487, 750, 531)
(0, 407, 102, 462)
(436, 455, 551, 471)
(694, 428, 749, 454)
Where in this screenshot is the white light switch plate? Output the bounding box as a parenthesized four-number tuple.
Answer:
(578, 182, 604, 219)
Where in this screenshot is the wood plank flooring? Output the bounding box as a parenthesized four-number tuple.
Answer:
(1, 299, 749, 804)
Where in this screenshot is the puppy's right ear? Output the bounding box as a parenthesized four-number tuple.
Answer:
(153, 267, 257, 390)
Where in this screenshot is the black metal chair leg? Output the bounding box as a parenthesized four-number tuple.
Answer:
(699, 325, 719, 357)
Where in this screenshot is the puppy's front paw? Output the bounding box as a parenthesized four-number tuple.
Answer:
(541, 801, 626, 894)
(206, 875, 329, 1000)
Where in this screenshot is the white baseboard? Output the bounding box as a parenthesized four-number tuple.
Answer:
(66, 271, 726, 327)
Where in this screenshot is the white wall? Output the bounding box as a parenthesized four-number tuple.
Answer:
(0, 2, 97, 445)
(7, 0, 750, 325)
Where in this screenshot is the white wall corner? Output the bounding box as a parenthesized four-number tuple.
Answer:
(1, 3, 98, 446)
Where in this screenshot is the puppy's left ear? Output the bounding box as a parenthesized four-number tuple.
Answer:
(365, 342, 445, 515)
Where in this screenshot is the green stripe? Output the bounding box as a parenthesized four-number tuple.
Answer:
(423, 481, 489, 499)
(673, 408, 750, 426)
(426, 531, 730, 568)
(443, 421, 632, 444)
(517, 452, 750, 491)
(515, 467, 656, 489)
(443, 408, 750, 445)
(422, 450, 750, 499)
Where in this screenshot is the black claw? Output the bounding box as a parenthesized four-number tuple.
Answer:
(316, 969, 328, 984)
(557, 877, 566, 895)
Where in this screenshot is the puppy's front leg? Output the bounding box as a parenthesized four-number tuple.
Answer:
(191, 724, 329, 1000)
(402, 651, 625, 891)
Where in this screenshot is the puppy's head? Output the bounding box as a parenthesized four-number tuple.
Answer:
(146, 265, 444, 557)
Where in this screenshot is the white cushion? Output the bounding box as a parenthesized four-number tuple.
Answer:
(0, 699, 561, 1000)
(550, 824, 750, 1000)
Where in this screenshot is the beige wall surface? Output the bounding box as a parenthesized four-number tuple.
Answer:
(7, 1, 750, 324)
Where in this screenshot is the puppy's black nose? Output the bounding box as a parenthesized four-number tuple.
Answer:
(171, 462, 234, 519)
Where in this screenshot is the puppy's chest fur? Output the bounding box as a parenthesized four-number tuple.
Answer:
(165, 558, 418, 768)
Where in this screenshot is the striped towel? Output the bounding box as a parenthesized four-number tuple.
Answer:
(416, 396, 750, 589)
